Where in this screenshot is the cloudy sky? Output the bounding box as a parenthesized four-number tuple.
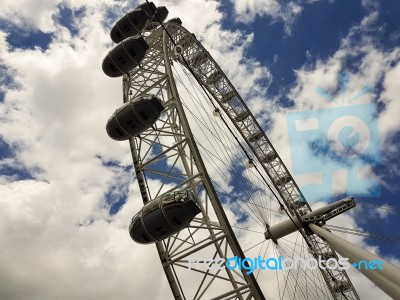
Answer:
(0, 0, 399, 299)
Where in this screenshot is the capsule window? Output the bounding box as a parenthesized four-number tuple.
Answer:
(125, 119, 137, 129)
(128, 49, 136, 59)
(122, 24, 131, 32)
(164, 202, 196, 231)
(108, 63, 117, 73)
(130, 221, 152, 244)
(117, 56, 127, 65)
(165, 204, 183, 210)
(139, 2, 157, 17)
(140, 111, 149, 120)
(140, 234, 150, 243)
(173, 216, 182, 226)
(143, 209, 174, 239)
(115, 127, 124, 137)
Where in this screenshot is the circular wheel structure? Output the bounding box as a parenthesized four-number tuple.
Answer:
(101, 2, 399, 300)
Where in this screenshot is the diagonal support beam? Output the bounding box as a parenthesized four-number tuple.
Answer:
(309, 223, 400, 300)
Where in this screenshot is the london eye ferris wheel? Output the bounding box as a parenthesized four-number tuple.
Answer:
(101, 2, 400, 299)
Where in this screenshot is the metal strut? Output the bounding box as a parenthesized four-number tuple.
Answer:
(309, 224, 400, 300)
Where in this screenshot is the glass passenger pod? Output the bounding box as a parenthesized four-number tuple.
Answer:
(102, 36, 149, 78)
(137, 1, 157, 18)
(129, 190, 201, 244)
(110, 8, 149, 43)
(106, 95, 164, 141)
(169, 18, 183, 25)
(144, 6, 169, 31)
(109, 2, 168, 43)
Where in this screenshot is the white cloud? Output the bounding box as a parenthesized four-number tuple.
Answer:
(361, 0, 380, 10)
(0, 0, 125, 33)
(375, 204, 394, 219)
(156, 0, 222, 36)
(0, 1, 170, 299)
(379, 62, 400, 145)
(230, 0, 303, 34)
(0, 0, 62, 32)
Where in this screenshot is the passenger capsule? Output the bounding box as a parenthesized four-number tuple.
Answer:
(106, 95, 164, 141)
(145, 6, 169, 30)
(129, 190, 201, 244)
(102, 36, 149, 77)
(137, 1, 157, 17)
(169, 18, 182, 25)
(110, 8, 149, 43)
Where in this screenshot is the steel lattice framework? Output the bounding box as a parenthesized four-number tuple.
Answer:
(115, 18, 361, 299)
(124, 21, 264, 300)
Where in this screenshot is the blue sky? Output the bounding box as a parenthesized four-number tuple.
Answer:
(0, 0, 399, 299)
